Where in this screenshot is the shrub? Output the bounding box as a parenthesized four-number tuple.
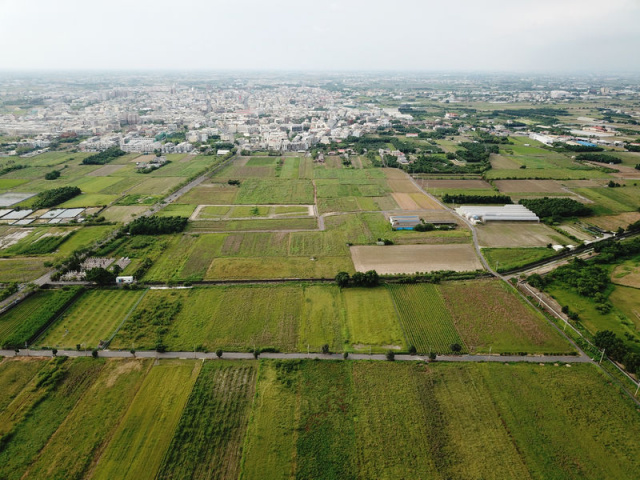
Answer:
(91, 349, 98, 358)
(386, 350, 395, 361)
(321, 344, 330, 354)
(408, 345, 417, 355)
(216, 349, 223, 358)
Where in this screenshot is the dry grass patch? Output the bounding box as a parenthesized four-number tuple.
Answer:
(494, 179, 566, 194)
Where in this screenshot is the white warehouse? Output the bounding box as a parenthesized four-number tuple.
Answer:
(455, 205, 539, 224)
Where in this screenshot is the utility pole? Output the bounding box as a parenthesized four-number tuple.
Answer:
(599, 348, 605, 364)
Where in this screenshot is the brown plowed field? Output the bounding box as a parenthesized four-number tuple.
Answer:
(350, 244, 482, 274)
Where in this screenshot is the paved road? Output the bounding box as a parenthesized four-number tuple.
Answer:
(0, 348, 590, 363)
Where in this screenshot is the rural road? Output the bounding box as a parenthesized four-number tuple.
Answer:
(0, 349, 591, 363)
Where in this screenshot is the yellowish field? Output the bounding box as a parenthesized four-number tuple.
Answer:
(585, 212, 640, 231)
(350, 244, 483, 274)
(494, 179, 566, 193)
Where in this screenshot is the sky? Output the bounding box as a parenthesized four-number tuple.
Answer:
(1, 0, 640, 72)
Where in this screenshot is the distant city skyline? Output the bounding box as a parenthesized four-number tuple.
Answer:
(1, 0, 640, 73)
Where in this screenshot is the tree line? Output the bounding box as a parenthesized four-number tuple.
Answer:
(82, 146, 126, 165)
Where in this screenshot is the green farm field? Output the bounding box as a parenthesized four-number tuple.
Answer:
(35, 289, 146, 349)
(0, 288, 81, 348)
(0, 257, 51, 282)
(482, 247, 559, 272)
(1, 359, 640, 478)
(91, 360, 201, 480)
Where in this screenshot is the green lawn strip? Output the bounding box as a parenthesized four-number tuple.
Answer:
(91, 360, 201, 480)
(0, 357, 105, 480)
(157, 361, 257, 479)
(23, 359, 151, 480)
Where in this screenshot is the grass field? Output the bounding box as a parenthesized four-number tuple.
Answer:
(0, 357, 104, 480)
(35, 289, 145, 349)
(167, 286, 302, 352)
(205, 255, 353, 280)
(298, 285, 346, 352)
(235, 179, 314, 204)
(0, 358, 45, 411)
(0, 257, 51, 282)
(343, 287, 405, 351)
(1, 359, 640, 478)
(482, 247, 559, 271)
(157, 361, 256, 480)
(388, 283, 466, 354)
(91, 360, 201, 480)
(24, 359, 150, 480)
(440, 280, 571, 354)
(574, 186, 640, 215)
(0, 288, 81, 348)
(240, 361, 300, 479)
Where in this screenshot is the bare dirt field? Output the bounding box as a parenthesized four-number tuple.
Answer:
(490, 154, 520, 169)
(419, 179, 492, 189)
(350, 244, 483, 274)
(562, 180, 603, 188)
(477, 222, 572, 248)
(494, 180, 566, 194)
(391, 193, 444, 210)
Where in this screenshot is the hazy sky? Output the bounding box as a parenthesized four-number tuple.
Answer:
(1, 0, 640, 72)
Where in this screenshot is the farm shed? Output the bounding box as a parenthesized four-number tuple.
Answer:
(389, 215, 421, 230)
(456, 205, 539, 224)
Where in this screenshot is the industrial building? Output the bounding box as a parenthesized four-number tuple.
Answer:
(455, 205, 539, 224)
(389, 215, 421, 230)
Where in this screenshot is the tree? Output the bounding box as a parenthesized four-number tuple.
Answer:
(335, 271, 350, 288)
(156, 343, 167, 353)
(85, 267, 116, 285)
(450, 343, 462, 353)
(91, 349, 99, 358)
(253, 349, 260, 359)
(343, 351, 349, 359)
(386, 350, 395, 361)
(130, 349, 136, 357)
(322, 344, 330, 354)
(14, 348, 19, 356)
(408, 345, 417, 355)
(216, 349, 223, 358)
(594, 330, 626, 361)
(429, 352, 437, 361)
(52, 348, 58, 357)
